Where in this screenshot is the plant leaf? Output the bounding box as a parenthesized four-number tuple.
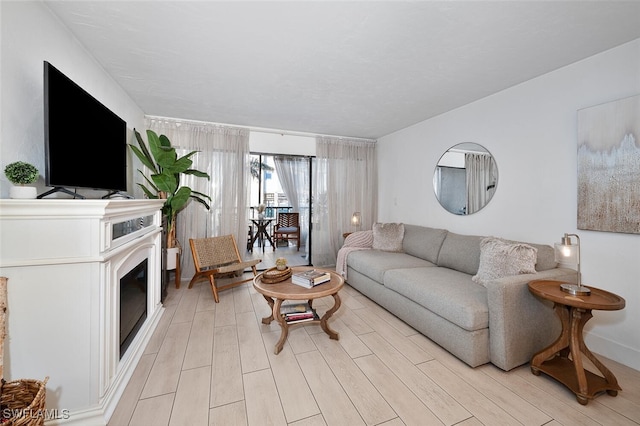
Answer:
(130, 130, 158, 173)
(181, 150, 199, 159)
(129, 144, 155, 171)
(166, 155, 193, 174)
(190, 194, 211, 210)
(147, 130, 176, 169)
(158, 133, 172, 149)
(184, 169, 210, 179)
(136, 183, 158, 199)
(191, 190, 211, 201)
(133, 129, 156, 168)
(169, 186, 192, 213)
(137, 169, 160, 193)
(151, 172, 178, 194)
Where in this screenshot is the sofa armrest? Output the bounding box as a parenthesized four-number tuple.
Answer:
(485, 268, 577, 371)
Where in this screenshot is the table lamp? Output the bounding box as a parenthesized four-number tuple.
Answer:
(554, 233, 590, 295)
(351, 212, 361, 230)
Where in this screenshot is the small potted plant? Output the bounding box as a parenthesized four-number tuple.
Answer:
(4, 161, 39, 199)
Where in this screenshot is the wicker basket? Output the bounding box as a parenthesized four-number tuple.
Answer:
(0, 277, 48, 426)
(261, 267, 292, 284)
(0, 377, 49, 426)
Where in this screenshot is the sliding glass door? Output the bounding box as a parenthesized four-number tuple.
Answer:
(248, 153, 312, 268)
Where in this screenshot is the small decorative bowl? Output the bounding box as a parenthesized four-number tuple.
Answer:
(261, 267, 292, 284)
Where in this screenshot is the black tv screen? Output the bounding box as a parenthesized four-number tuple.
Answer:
(43, 61, 127, 195)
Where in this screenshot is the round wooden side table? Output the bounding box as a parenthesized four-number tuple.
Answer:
(528, 279, 625, 405)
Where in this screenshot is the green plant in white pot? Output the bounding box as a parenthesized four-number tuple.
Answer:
(129, 129, 211, 253)
(4, 161, 39, 199)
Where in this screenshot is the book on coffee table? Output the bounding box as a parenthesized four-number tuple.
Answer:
(285, 310, 319, 324)
(280, 302, 318, 323)
(285, 312, 315, 321)
(291, 269, 331, 288)
(280, 302, 312, 315)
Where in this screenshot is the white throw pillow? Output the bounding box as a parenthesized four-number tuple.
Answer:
(472, 237, 537, 286)
(372, 223, 405, 252)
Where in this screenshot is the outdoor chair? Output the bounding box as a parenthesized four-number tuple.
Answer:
(272, 212, 300, 251)
(188, 234, 261, 303)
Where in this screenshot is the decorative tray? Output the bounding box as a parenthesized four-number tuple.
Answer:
(261, 267, 292, 284)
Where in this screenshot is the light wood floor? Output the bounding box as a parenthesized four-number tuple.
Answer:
(109, 274, 640, 426)
(244, 243, 310, 271)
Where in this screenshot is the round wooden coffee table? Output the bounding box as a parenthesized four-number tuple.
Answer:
(528, 280, 625, 405)
(253, 266, 344, 354)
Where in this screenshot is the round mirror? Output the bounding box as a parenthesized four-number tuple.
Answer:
(433, 143, 498, 215)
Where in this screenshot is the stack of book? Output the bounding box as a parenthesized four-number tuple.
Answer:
(291, 269, 331, 288)
(280, 302, 318, 324)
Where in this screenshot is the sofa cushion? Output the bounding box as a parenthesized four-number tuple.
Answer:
(384, 267, 489, 331)
(347, 249, 434, 283)
(472, 237, 538, 286)
(402, 224, 448, 264)
(522, 242, 557, 271)
(372, 222, 405, 252)
(436, 232, 484, 275)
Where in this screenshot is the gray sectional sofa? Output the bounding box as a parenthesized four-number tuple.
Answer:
(342, 224, 577, 371)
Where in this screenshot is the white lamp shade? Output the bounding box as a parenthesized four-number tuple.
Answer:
(351, 212, 361, 227)
(554, 241, 578, 265)
(554, 233, 589, 295)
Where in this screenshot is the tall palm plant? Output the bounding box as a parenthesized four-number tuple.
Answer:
(130, 129, 211, 248)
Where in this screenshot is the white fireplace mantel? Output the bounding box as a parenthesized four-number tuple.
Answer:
(0, 199, 165, 425)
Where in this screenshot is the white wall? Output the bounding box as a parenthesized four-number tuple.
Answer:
(250, 131, 315, 156)
(0, 1, 146, 199)
(378, 39, 640, 371)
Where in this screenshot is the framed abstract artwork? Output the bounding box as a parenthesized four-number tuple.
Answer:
(577, 94, 640, 234)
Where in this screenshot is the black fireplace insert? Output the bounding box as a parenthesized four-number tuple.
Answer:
(120, 259, 148, 358)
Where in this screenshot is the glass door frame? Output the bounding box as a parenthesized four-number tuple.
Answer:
(250, 152, 313, 266)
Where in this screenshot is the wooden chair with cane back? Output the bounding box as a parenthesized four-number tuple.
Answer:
(188, 234, 261, 303)
(272, 212, 300, 251)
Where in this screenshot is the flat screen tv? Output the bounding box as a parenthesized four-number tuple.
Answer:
(41, 61, 127, 198)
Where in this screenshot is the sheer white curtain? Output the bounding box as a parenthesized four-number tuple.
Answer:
(313, 136, 377, 267)
(274, 155, 310, 250)
(465, 152, 497, 215)
(146, 117, 251, 278)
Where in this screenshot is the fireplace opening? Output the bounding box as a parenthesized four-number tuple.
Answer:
(120, 258, 148, 359)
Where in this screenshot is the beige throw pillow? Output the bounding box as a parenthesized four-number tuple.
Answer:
(372, 223, 405, 252)
(472, 237, 537, 286)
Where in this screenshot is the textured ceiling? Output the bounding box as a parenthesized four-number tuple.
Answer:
(44, 1, 640, 139)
